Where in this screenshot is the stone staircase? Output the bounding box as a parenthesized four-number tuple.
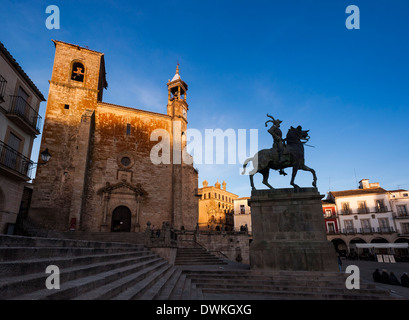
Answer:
(0, 235, 403, 300)
(0, 234, 175, 300)
(180, 269, 403, 300)
(175, 247, 228, 266)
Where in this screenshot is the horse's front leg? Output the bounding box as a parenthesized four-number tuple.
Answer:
(250, 173, 256, 191)
(300, 164, 317, 188)
(261, 168, 274, 190)
(290, 165, 300, 192)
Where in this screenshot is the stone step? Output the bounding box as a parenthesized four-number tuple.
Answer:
(0, 250, 154, 276)
(2, 255, 163, 299)
(183, 270, 349, 281)
(175, 261, 227, 266)
(0, 234, 142, 249)
(155, 268, 183, 300)
(9, 256, 165, 300)
(193, 281, 390, 296)
(186, 277, 376, 289)
(176, 252, 214, 257)
(138, 267, 179, 300)
(73, 260, 170, 300)
(0, 245, 149, 262)
(168, 273, 187, 300)
(112, 264, 172, 300)
(200, 287, 397, 300)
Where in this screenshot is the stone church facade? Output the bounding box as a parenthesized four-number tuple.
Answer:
(29, 40, 199, 232)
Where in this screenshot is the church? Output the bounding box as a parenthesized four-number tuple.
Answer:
(28, 40, 199, 232)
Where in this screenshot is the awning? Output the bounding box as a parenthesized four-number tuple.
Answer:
(351, 243, 409, 249)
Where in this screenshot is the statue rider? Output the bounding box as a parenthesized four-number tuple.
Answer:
(265, 114, 287, 176)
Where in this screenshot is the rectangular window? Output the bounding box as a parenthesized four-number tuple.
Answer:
(5, 133, 22, 170)
(325, 209, 332, 217)
(341, 202, 351, 214)
(64, 104, 70, 109)
(360, 219, 372, 233)
(344, 219, 354, 233)
(240, 205, 245, 214)
(375, 199, 386, 212)
(401, 223, 409, 234)
(126, 123, 131, 135)
(15, 86, 29, 116)
(397, 205, 408, 216)
(0, 74, 7, 102)
(327, 222, 335, 233)
(378, 218, 390, 232)
(357, 201, 368, 213)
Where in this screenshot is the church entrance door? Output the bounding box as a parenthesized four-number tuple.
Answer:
(111, 206, 131, 232)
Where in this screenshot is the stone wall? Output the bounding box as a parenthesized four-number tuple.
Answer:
(195, 232, 250, 264)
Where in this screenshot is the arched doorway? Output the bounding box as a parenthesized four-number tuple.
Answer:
(111, 206, 131, 232)
(332, 238, 347, 257)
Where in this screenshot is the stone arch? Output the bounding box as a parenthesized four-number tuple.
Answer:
(71, 60, 85, 82)
(349, 237, 366, 245)
(111, 205, 131, 232)
(370, 237, 389, 243)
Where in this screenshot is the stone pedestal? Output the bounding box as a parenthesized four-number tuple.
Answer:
(249, 188, 338, 272)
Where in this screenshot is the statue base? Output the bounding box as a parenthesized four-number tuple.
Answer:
(249, 188, 338, 272)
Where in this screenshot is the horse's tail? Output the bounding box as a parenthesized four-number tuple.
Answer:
(241, 157, 253, 175)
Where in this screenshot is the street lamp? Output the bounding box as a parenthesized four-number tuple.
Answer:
(40, 148, 52, 163)
(31, 148, 52, 169)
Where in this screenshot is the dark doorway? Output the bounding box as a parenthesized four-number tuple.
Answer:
(111, 206, 131, 232)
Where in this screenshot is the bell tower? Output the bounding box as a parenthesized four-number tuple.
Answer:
(167, 64, 188, 124)
(29, 40, 107, 231)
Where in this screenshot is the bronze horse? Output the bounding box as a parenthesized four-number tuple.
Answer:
(242, 126, 317, 191)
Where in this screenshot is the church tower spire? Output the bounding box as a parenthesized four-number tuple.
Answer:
(167, 64, 188, 121)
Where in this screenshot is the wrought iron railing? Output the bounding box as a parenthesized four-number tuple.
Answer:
(8, 95, 42, 133)
(0, 74, 6, 102)
(0, 140, 33, 179)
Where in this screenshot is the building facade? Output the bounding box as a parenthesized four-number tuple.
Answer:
(233, 197, 251, 233)
(197, 180, 238, 231)
(324, 179, 409, 258)
(0, 42, 45, 234)
(28, 40, 198, 233)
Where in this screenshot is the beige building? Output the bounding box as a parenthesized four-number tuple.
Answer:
(0, 41, 45, 234)
(28, 40, 198, 233)
(197, 180, 238, 231)
(325, 179, 409, 257)
(233, 197, 251, 233)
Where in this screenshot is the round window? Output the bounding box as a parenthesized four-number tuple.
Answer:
(121, 156, 131, 167)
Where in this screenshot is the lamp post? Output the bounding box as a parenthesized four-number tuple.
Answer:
(32, 148, 52, 169)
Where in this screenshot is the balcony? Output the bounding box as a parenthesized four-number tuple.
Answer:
(395, 213, 409, 219)
(375, 206, 388, 213)
(357, 206, 369, 214)
(6, 95, 42, 135)
(377, 226, 395, 234)
(0, 140, 33, 181)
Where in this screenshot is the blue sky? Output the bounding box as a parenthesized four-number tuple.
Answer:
(1, 0, 408, 197)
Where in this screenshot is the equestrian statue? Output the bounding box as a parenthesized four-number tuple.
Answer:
(242, 114, 317, 192)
